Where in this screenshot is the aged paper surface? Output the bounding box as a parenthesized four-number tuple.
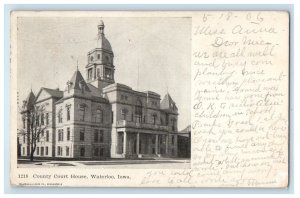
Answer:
(10, 11, 289, 187)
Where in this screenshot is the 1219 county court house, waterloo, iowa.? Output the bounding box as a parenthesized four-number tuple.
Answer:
(18, 20, 191, 160)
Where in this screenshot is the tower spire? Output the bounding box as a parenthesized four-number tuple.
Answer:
(98, 19, 105, 35)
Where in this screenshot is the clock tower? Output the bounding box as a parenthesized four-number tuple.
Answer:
(86, 20, 115, 90)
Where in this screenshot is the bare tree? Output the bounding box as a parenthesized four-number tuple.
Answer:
(18, 104, 50, 161)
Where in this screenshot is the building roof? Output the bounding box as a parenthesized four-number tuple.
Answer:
(96, 36, 112, 52)
(22, 90, 35, 110)
(160, 93, 178, 112)
(42, 87, 63, 98)
(179, 125, 191, 133)
(87, 83, 103, 97)
(69, 70, 91, 92)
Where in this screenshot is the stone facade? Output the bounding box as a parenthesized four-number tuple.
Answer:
(18, 20, 179, 159)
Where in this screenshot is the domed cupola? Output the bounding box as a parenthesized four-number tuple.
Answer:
(96, 20, 113, 52)
(86, 20, 115, 90)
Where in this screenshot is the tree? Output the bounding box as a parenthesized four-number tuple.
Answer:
(18, 104, 49, 161)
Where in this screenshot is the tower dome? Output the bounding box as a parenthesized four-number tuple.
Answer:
(97, 20, 112, 51)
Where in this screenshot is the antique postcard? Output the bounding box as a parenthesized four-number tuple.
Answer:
(10, 11, 289, 187)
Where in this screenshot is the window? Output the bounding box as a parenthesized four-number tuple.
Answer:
(95, 109, 103, 123)
(36, 147, 39, 155)
(97, 68, 100, 77)
(80, 147, 85, 157)
(58, 129, 64, 141)
(41, 130, 44, 137)
(94, 148, 99, 156)
(171, 119, 176, 131)
(46, 131, 49, 142)
(152, 148, 155, 154)
(41, 147, 44, 156)
(121, 108, 128, 120)
(152, 113, 157, 125)
(57, 146, 61, 156)
(79, 105, 85, 121)
(45, 147, 48, 155)
(121, 95, 128, 101)
(41, 113, 44, 125)
(58, 109, 63, 123)
(97, 54, 100, 60)
(37, 135, 40, 142)
(22, 147, 25, 155)
(80, 129, 85, 141)
(99, 130, 104, 142)
(94, 129, 99, 142)
(172, 136, 175, 145)
(66, 147, 69, 156)
(135, 100, 143, 123)
(66, 106, 71, 121)
(151, 136, 156, 144)
(100, 148, 104, 157)
(105, 68, 112, 79)
(88, 68, 93, 79)
(23, 119, 26, 129)
(46, 113, 49, 125)
(67, 128, 70, 141)
(90, 56, 94, 62)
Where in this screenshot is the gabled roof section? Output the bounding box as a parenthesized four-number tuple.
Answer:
(34, 87, 63, 104)
(69, 70, 91, 92)
(43, 87, 63, 98)
(160, 93, 178, 113)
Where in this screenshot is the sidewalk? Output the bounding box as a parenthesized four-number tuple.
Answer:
(17, 158, 191, 169)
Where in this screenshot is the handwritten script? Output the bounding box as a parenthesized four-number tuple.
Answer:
(139, 12, 289, 187)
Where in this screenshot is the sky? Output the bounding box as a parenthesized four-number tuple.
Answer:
(17, 17, 191, 130)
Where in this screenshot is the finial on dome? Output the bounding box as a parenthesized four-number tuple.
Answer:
(98, 19, 104, 26)
(98, 19, 105, 35)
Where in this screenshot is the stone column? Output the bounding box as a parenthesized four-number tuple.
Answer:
(136, 133, 140, 155)
(155, 134, 159, 155)
(123, 132, 127, 156)
(165, 134, 169, 155)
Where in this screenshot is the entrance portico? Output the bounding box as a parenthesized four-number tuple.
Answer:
(117, 131, 169, 158)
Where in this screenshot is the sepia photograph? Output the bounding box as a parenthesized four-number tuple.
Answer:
(15, 16, 191, 169)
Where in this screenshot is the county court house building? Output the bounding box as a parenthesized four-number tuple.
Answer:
(18, 20, 181, 160)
